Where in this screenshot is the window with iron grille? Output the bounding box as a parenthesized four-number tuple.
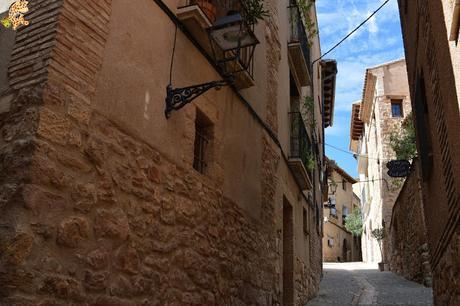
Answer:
(193, 111, 213, 174)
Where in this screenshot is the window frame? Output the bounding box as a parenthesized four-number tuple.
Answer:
(391, 99, 404, 118)
(193, 111, 213, 174)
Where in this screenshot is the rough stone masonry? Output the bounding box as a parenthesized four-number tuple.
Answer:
(0, 0, 322, 305)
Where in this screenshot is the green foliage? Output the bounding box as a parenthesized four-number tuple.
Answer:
(371, 228, 385, 241)
(1, 18, 11, 28)
(390, 178, 404, 191)
(244, 0, 270, 24)
(389, 112, 417, 160)
(345, 207, 363, 236)
(305, 152, 315, 171)
(301, 149, 315, 171)
(371, 227, 385, 258)
(296, 0, 318, 45)
(302, 96, 316, 130)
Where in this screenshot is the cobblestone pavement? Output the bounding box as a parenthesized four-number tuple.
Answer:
(307, 262, 433, 305)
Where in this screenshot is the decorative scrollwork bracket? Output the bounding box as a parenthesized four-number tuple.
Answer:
(165, 77, 233, 118)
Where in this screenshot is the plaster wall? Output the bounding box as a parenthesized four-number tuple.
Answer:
(0, 0, 325, 304)
(440, 0, 460, 104)
(323, 169, 354, 262)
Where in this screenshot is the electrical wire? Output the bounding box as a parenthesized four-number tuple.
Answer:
(312, 0, 390, 65)
(324, 143, 391, 161)
(169, 24, 178, 85)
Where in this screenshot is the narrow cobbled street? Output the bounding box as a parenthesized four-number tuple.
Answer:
(307, 263, 433, 305)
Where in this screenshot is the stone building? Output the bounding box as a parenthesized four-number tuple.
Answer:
(389, 158, 432, 287)
(349, 59, 411, 265)
(0, 0, 336, 305)
(395, 1, 460, 304)
(323, 161, 361, 262)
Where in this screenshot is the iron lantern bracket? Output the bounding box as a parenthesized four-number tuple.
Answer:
(165, 77, 234, 118)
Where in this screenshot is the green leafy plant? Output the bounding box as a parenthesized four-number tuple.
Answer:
(371, 228, 385, 259)
(301, 149, 315, 171)
(390, 178, 404, 191)
(305, 152, 315, 171)
(296, 0, 318, 46)
(244, 0, 270, 24)
(302, 96, 316, 130)
(1, 17, 11, 28)
(345, 207, 363, 236)
(389, 112, 417, 160)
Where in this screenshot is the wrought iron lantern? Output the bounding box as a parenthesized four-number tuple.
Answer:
(165, 11, 259, 118)
(208, 12, 259, 75)
(328, 182, 338, 194)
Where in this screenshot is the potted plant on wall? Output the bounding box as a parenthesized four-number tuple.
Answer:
(371, 228, 386, 271)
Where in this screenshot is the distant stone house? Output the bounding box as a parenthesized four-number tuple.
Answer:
(349, 59, 412, 265)
(323, 161, 361, 262)
(0, 0, 337, 305)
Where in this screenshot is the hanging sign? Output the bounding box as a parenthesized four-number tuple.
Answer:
(386, 160, 411, 177)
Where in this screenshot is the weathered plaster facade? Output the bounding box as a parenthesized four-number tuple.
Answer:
(0, 0, 334, 305)
(349, 59, 411, 265)
(397, 0, 460, 304)
(323, 163, 360, 262)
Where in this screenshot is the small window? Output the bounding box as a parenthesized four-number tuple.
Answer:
(391, 100, 403, 117)
(342, 207, 349, 225)
(327, 237, 334, 247)
(303, 208, 309, 235)
(330, 207, 337, 217)
(342, 179, 347, 191)
(193, 111, 213, 174)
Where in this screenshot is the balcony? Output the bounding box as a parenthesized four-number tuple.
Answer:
(288, 112, 313, 190)
(288, 4, 312, 89)
(176, 0, 256, 89)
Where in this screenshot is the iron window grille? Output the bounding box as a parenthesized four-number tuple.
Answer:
(193, 112, 213, 174)
(289, 111, 313, 181)
(288, 1, 312, 77)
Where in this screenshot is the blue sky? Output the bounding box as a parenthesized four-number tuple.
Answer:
(316, 0, 404, 178)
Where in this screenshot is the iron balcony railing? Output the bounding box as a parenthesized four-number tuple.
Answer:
(289, 111, 313, 181)
(288, 3, 312, 76)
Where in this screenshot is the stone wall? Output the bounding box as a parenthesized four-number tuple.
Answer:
(432, 225, 460, 305)
(374, 62, 411, 264)
(1, 103, 282, 304)
(0, 0, 323, 305)
(397, 0, 460, 304)
(389, 159, 432, 286)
